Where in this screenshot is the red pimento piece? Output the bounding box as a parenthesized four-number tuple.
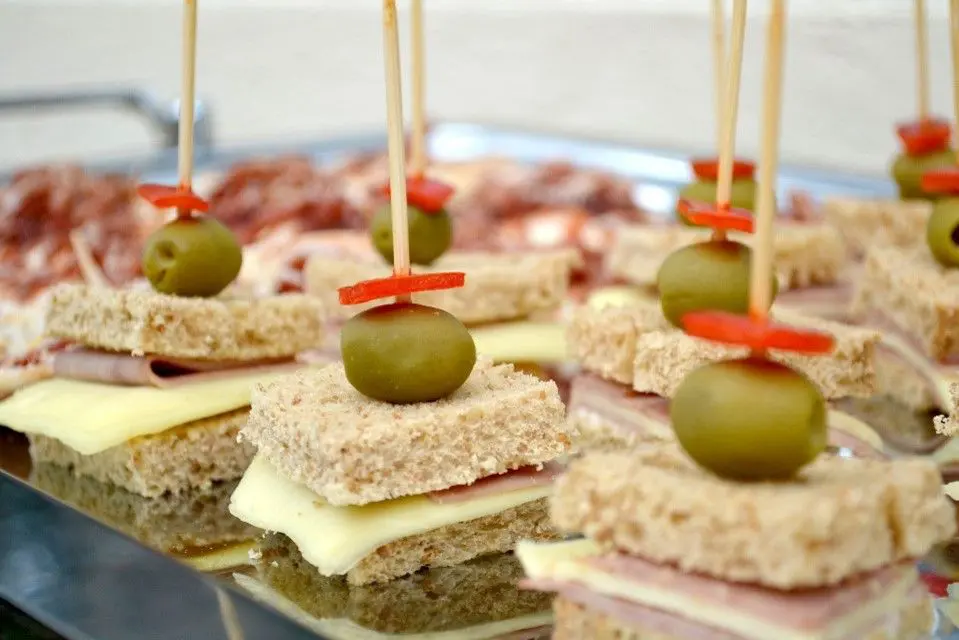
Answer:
(338, 271, 465, 305)
(379, 176, 455, 214)
(896, 118, 951, 156)
(677, 199, 755, 233)
(137, 184, 209, 213)
(921, 166, 959, 195)
(681, 311, 835, 355)
(920, 572, 952, 598)
(690, 158, 756, 181)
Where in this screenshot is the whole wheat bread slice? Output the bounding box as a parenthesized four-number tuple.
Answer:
(552, 444, 955, 589)
(821, 197, 931, 258)
(304, 250, 579, 325)
(29, 409, 254, 497)
(243, 359, 570, 506)
(46, 284, 326, 361)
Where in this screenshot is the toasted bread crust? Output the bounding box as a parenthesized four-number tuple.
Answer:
(607, 224, 846, 289)
(570, 302, 878, 400)
(28, 409, 254, 498)
(852, 245, 959, 361)
(552, 593, 933, 640)
(552, 444, 955, 589)
(304, 250, 578, 325)
(243, 360, 570, 506)
(45, 284, 325, 360)
(935, 383, 959, 436)
(821, 197, 931, 258)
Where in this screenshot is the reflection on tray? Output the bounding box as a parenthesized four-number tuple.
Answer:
(29, 462, 258, 573)
(235, 534, 553, 639)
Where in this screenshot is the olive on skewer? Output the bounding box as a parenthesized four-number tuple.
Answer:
(922, 168, 959, 266)
(892, 120, 954, 201)
(677, 159, 758, 222)
(371, 177, 455, 266)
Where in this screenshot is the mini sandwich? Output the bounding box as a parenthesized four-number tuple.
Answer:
(606, 222, 852, 319)
(566, 298, 884, 457)
(518, 443, 955, 640)
(821, 197, 931, 258)
(233, 534, 553, 640)
(229, 359, 571, 586)
(0, 283, 325, 497)
(31, 463, 258, 573)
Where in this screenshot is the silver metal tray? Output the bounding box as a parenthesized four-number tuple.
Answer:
(0, 121, 952, 640)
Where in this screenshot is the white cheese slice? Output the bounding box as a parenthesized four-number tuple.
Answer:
(469, 321, 568, 363)
(229, 455, 551, 577)
(826, 410, 884, 452)
(233, 573, 552, 640)
(944, 482, 959, 501)
(516, 540, 917, 640)
(0, 371, 289, 455)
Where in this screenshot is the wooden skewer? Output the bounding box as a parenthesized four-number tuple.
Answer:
(952, 0, 959, 165)
(410, 0, 428, 178)
(716, 0, 748, 210)
(69, 230, 110, 290)
(178, 0, 198, 194)
(916, 0, 930, 121)
(749, 0, 785, 321)
(383, 0, 412, 292)
(712, 0, 726, 153)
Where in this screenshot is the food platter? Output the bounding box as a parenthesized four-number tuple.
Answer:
(1, 121, 957, 639)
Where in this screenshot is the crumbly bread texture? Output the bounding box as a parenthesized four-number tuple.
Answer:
(255, 536, 553, 633)
(567, 408, 664, 454)
(45, 284, 326, 361)
(551, 593, 933, 640)
(873, 349, 939, 412)
(244, 359, 570, 506)
(821, 197, 931, 258)
(30, 464, 258, 552)
(569, 301, 879, 400)
(305, 250, 578, 325)
(852, 244, 959, 361)
(935, 383, 959, 436)
(552, 444, 955, 589)
(29, 409, 254, 498)
(606, 223, 846, 289)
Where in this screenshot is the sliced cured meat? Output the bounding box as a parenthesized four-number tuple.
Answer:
(427, 461, 564, 504)
(52, 348, 299, 388)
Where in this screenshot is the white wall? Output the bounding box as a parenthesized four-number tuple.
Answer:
(0, 0, 952, 175)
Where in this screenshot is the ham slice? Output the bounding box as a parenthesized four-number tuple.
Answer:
(427, 461, 564, 504)
(775, 284, 853, 319)
(53, 348, 300, 388)
(568, 374, 671, 439)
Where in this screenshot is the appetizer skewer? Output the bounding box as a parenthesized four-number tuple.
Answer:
(520, 6, 956, 637)
(228, 0, 571, 588)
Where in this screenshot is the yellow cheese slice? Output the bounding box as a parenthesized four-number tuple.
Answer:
(586, 286, 654, 310)
(233, 573, 552, 640)
(516, 540, 917, 640)
(469, 321, 568, 363)
(826, 410, 884, 452)
(0, 371, 289, 455)
(178, 541, 256, 573)
(229, 455, 551, 577)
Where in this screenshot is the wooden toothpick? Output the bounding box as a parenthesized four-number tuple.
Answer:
(712, 0, 726, 153)
(178, 0, 198, 195)
(69, 230, 110, 290)
(749, 0, 785, 321)
(916, 0, 930, 121)
(410, 0, 428, 178)
(716, 0, 748, 209)
(952, 0, 959, 165)
(383, 0, 412, 291)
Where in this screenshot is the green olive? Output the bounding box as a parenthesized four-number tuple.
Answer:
(926, 197, 959, 267)
(676, 179, 759, 225)
(656, 240, 778, 328)
(371, 204, 452, 266)
(891, 148, 955, 201)
(671, 358, 827, 480)
(142, 216, 242, 297)
(341, 302, 476, 404)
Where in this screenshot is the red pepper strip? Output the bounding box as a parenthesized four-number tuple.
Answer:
(919, 571, 952, 598)
(137, 184, 209, 212)
(378, 176, 456, 214)
(677, 199, 755, 233)
(921, 166, 959, 195)
(681, 310, 835, 355)
(896, 118, 951, 156)
(338, 271, 466, 305)
(690, 158, 756, 181)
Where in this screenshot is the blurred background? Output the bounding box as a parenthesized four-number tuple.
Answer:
(0, 0, 952, 174)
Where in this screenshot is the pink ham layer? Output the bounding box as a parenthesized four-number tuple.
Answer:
(52, 347, 299, 388)
(775, 284, 854, 319)
(568, 374, 884, 460)
(523, 554, 922, 640)
(426, 461, 564, 504)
